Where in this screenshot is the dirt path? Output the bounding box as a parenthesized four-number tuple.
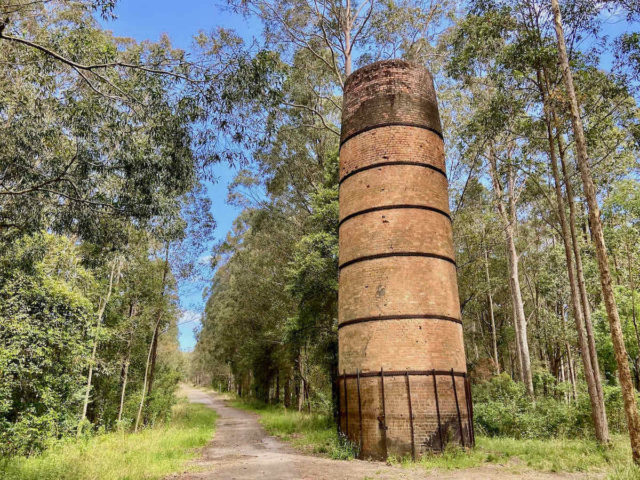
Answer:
(168, 386, 597, 480)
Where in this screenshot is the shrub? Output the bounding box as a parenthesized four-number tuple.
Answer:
(472, 373, 630, 439)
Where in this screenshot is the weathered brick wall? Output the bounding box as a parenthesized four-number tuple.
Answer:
(338, 60, 472, 459)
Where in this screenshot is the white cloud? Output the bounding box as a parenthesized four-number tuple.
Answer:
(198, 254, 212, 266)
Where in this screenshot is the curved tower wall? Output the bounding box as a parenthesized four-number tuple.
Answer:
(338, 60, 473, 459)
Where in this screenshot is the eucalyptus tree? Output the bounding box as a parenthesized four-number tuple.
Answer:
(550, 0, 640, 462)
(0, 1, 200, 241)
(446, 0, 640, 441)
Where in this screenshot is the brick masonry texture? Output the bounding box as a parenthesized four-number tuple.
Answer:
(340, 60, 442, 144)
(338, 256, 460, 323)
(338, 60, 470, 459)
(338, 208, 454, 266)
(339, 165, 450, 221)
(340, 126, 446, 181)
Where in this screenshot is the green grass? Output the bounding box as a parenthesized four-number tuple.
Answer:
(390, 435, 639, 478)
(229, 395, 640, 478)
(0, 400, 217, 480)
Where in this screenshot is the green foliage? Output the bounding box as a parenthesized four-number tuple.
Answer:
(0, 234, 95, 455)
(0, 1, 201, 242)
(473, 374, 631, 439)
(0, 401, 217, 480)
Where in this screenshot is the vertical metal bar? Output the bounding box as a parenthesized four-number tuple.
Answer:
(337, 376, 342, 436)
(451, 369, 465, 448)
(356, 369, 363, 456)
(466, 375, 475, 446)
(464, 375, 473, 447)
(380, 367, 388, 458)
(343, 370, 349, 438)
(405, 371, 415, 460)
(432, 369, 444, 452)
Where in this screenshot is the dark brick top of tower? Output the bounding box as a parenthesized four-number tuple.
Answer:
(340, 60, 442, 145)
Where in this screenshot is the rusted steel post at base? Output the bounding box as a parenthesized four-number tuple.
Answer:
(338, 59, 470, 459)
(465, 376, 475, 446)
(380, 367, 388, 458)
(406, 371, 415, 460)
(357, 369, 363, 456)
(433, 369, 444, 452)
(344, 370, 349, 438)
(451, 369, 465, 447)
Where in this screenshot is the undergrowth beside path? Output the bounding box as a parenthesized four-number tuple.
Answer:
(0, 400, 217, 480)
(229, 394, 640, 479)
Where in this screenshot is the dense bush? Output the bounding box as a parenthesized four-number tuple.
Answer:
(0, 234, 95, 455)
(472, 373, 628, 439)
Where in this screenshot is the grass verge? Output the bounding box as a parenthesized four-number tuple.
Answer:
(392, 435, 638, 479)
(229, 395, 639, 479)
(0, 400, 217, 480)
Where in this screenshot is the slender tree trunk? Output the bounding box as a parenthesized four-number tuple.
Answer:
(298, 352, 305, 412)
(284, 373, 291, 408)
(79, 258, 120, 432)
(489, 152, 533, 395)
(551, 0, 639, 460)
(556, 117, 606, 410)
(135, 317, 161, 432)
(539, 72, 609, 442)
(146, 243, 170, 403)
(118, 303, 136, 424)
(343, 0, 352, 76)
(472, 316, 479, 361)
(566, 343, 577, 401)
(118, 339, 132, 424)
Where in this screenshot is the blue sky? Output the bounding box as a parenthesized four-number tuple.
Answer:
(102, 1, 258, 351)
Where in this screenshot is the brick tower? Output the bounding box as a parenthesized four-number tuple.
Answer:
(338, 60, 473, 459)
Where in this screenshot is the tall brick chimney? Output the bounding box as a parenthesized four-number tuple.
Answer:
(338, 60, 473, 459)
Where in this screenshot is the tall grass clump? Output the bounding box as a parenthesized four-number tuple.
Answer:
(0, 401, 217, 480)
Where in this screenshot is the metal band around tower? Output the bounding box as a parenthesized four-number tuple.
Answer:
(338, 204, 452, 228)
(339, 122, 444, 150)
(338, 251, 456, 270)
(338, 314, 462, 330)
(339, 161, 447, 185)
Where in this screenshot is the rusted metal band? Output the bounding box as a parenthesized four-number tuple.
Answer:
(433, 371, 444, 452)
(405, 371, 416, 461)
(356, 369, 363, 455)
(339, 251, 456, 270)
(380, 367, 388, 457)
(338, 204, 451, 228)
(343, 370, 349, 437)
(338, 314, 462, 330)
(451, 369, 465, 448)
(339, 161, 447, 185)
(341, 369, 467, 379)
(340, 122, 444, 150)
